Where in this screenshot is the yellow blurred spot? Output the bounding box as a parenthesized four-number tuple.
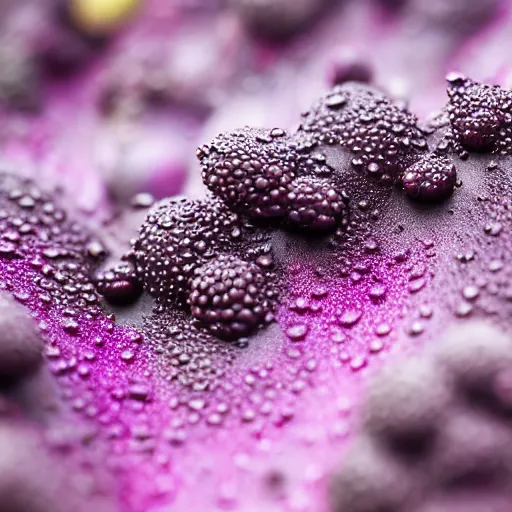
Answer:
(70, 0, 142, 35)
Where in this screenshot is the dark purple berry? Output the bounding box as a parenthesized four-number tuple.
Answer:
(188, 254, 274, 340)
(454, 108, 500, 152)
(231, 0, 328, 41)
(134, 196, 242, 304)
(94, 261, 142, 306)
(286, 176, 347, 232)
(401, 155, 456, 202)
(298, 83, 426, 177)
(198, 127, 297, 220)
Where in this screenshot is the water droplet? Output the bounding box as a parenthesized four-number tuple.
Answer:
(408, 321, 424, 336)
(369, 284, 387, 301)
(489, 260, 503, 272)
(369, 340, 384, 353)
(408, 278, 426, 293)
(121, 350, 135, 363)
(484, 222, 502, 236)
(455, 302, 473, 317)
(375, 323, 391, 337)
(129, 383, 151, 402)
(286, 324, 308, 342)
(462, 285, 479, 301)
(350, 356, 367, 371)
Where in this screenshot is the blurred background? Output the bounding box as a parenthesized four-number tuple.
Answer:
(0, 0, 509, 219)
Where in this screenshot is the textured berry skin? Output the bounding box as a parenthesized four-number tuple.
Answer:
(446, 76, 512, 154)
(330, 323, 512, 512)
(188, 255, 274, 340)
(198, 127, 298, 220)
(297, 82, 427, 179)
(94, 261, 142, 306)
(231, 0, 327, 41)
(454, 108, 500, 152)
(286, 176, 348, 232)
(134, 196, 243, 304)
(401, 154, 457, 202)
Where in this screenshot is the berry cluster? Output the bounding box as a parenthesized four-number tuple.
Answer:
(134, 196, 243, 304)
(330, 323, 512, 512)
(133, 194, 276, 339)
(134, 78, 512, 340)
(198, 126, 350, 231)
(198, 128, 297, 221)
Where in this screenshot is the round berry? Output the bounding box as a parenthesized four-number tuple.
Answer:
(286, 177, 347, 232)
(134, 196, 242, 304)
(188, 255, 274, 340)
(455, 108, 500, 152)
(197, 127, 297, 220)
(401, 155, 457, 202)
(298, 83, 426, 177)
(94, 261, 142, 306)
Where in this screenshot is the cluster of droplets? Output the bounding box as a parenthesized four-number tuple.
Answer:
(0, 174, 105, 315)
(331, 323, 512, 512)
(0, 176, 122, 510)
(170, 81, 488, 340)
(127, 77, 512, 341)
